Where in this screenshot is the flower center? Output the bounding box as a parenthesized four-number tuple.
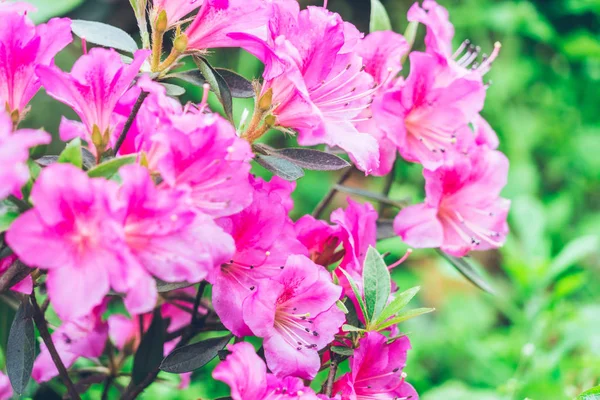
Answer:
(274, 305, 319, 352)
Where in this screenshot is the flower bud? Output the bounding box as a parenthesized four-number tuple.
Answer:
(258, 88, 273, 111)
(155, 10, 168, 33)
(173, 34, 188, 53)
(264, 114, 276, 127)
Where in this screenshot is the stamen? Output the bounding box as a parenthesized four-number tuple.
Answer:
(199, 83, 210, 112)
(452, 39, 470, 59)
(388, 248, 413, 270)
(81, 37, 87, 55)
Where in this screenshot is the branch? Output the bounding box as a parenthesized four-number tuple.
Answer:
(0, 260, 32, 294)
(30, 291, 81, 400)
(323, 353, 339, 396)
(312, 168, 353, 218)
(113, 90, 149, 155)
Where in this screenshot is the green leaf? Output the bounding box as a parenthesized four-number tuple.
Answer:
(578, 385, 600, 399)
(58, 138, 83, 168)
(155, 279, 194, 293)
(438, 250, 495, 294)
(161, 82, 186, 97)
(341, 324, 365, 333)
(71, 20, 139, 54)
(194, 57, 234, 122)
(370, 0, 392, 32)
(0, 200, 20, 233)
(338, 268, 368, 323)
(6, 299, 35, 395)
(363, 246, 391, 322)
(255, 155, 305, 182)
(545, 235, 599, 285)
(274, 148, 350, 171)
(160, 335, 232, 374)
(336, 300, 349, 314)
(330, 346, 354, 356)
(87, 155, 136, 178)
(132, 309, 165, 384)
(167, 68, 254, 98)
(376, 307, 435, 331)
(375, 286, 420, 326)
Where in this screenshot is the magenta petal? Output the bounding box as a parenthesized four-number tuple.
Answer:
(394, 204, 444, 249)
(212, 343, 268, 400)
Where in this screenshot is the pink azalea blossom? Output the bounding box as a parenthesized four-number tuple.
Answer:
(378, 51, 486, 170)
(332, 332, 418, 400)
(213, 342, 322, 400)
(252, 6, 381, 174)
(211, 176, 307, 336)
(243, 255, 344, 379)
(118, 164, 234, 286)
(0, 1, 35, 14)
(5, 164, 149, 320)
(32, 302, 108, 383)
(394, 148, 510, 257)
(37, 48, 148, 153)
(151, 0, 202, 28)
(0, 12, 71, 116)
(141, 112, 254, 218)
(184, 0, 272, 53)
(0, 111, 50, 200)
(0, 254, 32, 294)
(0, 371, 12, 400)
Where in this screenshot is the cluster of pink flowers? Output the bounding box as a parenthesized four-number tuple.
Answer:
(0, 0, 510, 399)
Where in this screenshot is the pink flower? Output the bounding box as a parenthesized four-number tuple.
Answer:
(118, 165, 234, 285)
(211, 176, 307, 336)
(5, 164, 147, 320)
(142, 112, 254, 218)
(332, 332, 418, 400)
(0, 254, 32, 294)
(213, 342, 321, 400)
(378, 52, 486, 170)
(37, 48, 149, 154)
(394, 148, 510, 257)
(151, 0, 202, 28)
(243, 255, 344, 379)
(32, 303, 108, 383)
(0, 111, 50, 199)
(0, 12, 71, 116)
(0, 371, 12, 400)
(255, 6, 381, 174)
(0, 1, 35, 14)
(185, 0, 272, 53)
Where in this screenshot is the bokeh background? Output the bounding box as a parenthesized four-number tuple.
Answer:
(5, 0, 600, 399)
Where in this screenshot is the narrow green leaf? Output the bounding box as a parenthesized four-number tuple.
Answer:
(330, 346, 354, 356)
(255, 155, 305, 182)
(341, 324, 365, 333)
(0, 200, 20, 233)
(58, 138, 83, 168)
(132, 309, 165, 384)
(87, 155, 136, 178)
(71, 20, 139, 53)
(338, 268, 369, 324)
(363, 247, 391, 322)
(336, 300, 349, 314)
(370, 0, 392, 32)
(7, 299, 35, 395)
(438, 250, 495, 294)
(194, 57, 234, 122)
(375, 307, 435, 331)
(578, 385, 600, 399)
(160, 335, 232, 374)
(401, 21, 419, 64)
(375, 286, 421, 326)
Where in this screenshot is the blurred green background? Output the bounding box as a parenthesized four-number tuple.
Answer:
(11, 0, 600, 399)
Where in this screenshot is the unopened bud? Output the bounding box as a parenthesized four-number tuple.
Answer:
(91, 125, 106, 155)
(258, 88, 273, 111)
(173, 33, 188, 53)
(155, 10, 168, 33)
(264, 114, 276, 127)
(139, 152, 149, 168)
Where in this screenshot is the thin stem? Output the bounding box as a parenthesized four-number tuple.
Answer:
(323, 353, 339, 396)
(30, 291, 81, 400)
(101, 377, 113, 400)
(157, 48, 182, 73)
(378, 162, 396, 215)
(312, 168, 353, 219)
(113, 91, 149, 155)
(191, 281, 207, 325)
(151, 30, 164, 71)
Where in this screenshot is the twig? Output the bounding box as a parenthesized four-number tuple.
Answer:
(312, 168, 353, 218)
(323, 353, 339, 396)
(30, 291, 81, 400)
(101, 377, 113, 400)
(113, 91, 149, 155)
(378, 163, 396, 215)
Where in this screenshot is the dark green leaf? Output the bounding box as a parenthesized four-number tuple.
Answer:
(81, 148, 96, 170)
(58, 138, 82, 168)
(375, 286, 421, 326)
(578, 385, 600, 399)
(168, 68, 254, 98)
(376, 307, 435, 331)
(255, 155, 305, 181)
(71, 20, 139, 53)
(370, 0, 392, 32)
(155, 279, 194, 293)
(87, 155, 136, 178)
(274, 148, 350, 171)
(330, 346, 354, 356)
(7, 299, 35, 395)
(438, 250, 495, 294)
(363, 247, 391, 322)
(160, 335, 232, 373)
(0, 200, 20, 233)
(132, 310, 165, 384)
(194, 57, 234, 122)
(35, 155, 59, 168)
